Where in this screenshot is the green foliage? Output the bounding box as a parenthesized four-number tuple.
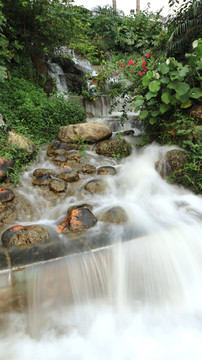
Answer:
(0, 77, 86, 143)
(134, 43, 201, 133)
(160, 113, 202, 193)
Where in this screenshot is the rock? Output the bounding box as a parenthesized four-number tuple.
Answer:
(2, 225, 49, 248)
(0, 188, 15, 203)
(95, 137, 132, 158)
(32, 173, 51, 186)
(7, 131, 35, 155)
(97, 206, 128, 224)
(82, 164, 96, 174)
(67, 203, 93, 215)
(33, 168, 57, 177)
(0, 202, 15, 224)
(46, 141, 77, 157)
(49, 178, 67, 193)
(120, 130, 134, 136)
(190, 105, 202, 124)
(155, 149, 188, 178)
(58, 122, 112, 144)
(53, 154, 68, 163)
(57, 208, 97, 233)
(98, 166, 116, 175)
(84, 179, 107, 194)
(58, 165, 80, 182)
(0, 158, 15, 182)
(67, 152, 82, 163)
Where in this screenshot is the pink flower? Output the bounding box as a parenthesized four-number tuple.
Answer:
(115, 71, 119, 74)
(139, 72, 143, 76)
(128, 60, 135, 66)
(121, 63, 126, 67)
(145, 54, 150, 58)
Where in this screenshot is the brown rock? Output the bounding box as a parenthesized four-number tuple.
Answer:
(98, 166, 116, 175)
(7, 131, 35, 155)
(2, 225, 49, 248)
(0, 158, 15, 182)
(57, 208, 97, 233)
(0, 188, 15, 203)
(58, 122, 112, 144)
(95, 137, 131, 158)
(98, 206, 128, 224)
(33, 168, 57, 177)
(58, 165, 80, 182)
(82, 164, 96, 174)
(155, 149, 188, 178)
(32, 173, 51, 186)
(84, 179, 107, 194)
(49, 178, 67, 193)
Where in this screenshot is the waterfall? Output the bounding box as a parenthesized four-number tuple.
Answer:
(47, 61, 68, 98)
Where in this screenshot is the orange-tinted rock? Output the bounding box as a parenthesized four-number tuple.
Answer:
(0, 188, 15, 203)
(2, 225, 49, 248)
(0, 158, 15, 182)
(57, 208, 97, 233)
(58, 166, 79, 182)
(97, 166, 116, 175)
(33, 168, 56, 177)
(32, 173, 51, 186)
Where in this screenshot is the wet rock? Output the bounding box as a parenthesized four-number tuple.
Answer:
(97, 206, 128, 224)
(95, 137, 132, 158)
(32, 173, 51, 186)
(49, 178, 67, 193)
(58, 122, 112, 144)
(7, 131, 35, 155)
(58, 165, 80, 182)
(47, 142, 77, 157)
(82, 164, 96, 175)
(33, 168, 57, 178)
(67, 203, 93, 215)
(0, 202, 15, 224)
(53, 154, 68, 163)
(97, 166, 116, 175)
(84, 179, 107, 194)
(2, 225, 49, 248)
(67, 152, 82, 163)
(155, 149, 188, 179)
(0, 158, 15, 182)
(57, 208, 97, 233)
(0, 188, 15, 203)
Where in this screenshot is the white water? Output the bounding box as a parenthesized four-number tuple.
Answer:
(48, 61, 69, 98)
(0, 142, 202, 360)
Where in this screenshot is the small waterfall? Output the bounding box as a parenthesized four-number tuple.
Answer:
(48, 61, 68, 98)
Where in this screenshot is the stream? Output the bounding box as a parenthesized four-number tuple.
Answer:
(0, 117, 202, 359)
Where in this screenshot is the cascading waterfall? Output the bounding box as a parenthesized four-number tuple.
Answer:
(0, 130, 202, 359)
(47, 61, 69, 98)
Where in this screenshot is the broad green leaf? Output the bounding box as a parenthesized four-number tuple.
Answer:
(161, 92, 172, 104)
(168, 80, 178, 90)
(178, 66, 189, 79)
(181, 100, 192, 108)
(170, 71, 178, 81)
(134, 99, 144, 107)
(147, 99, 157, 106)
(145, 91, 157, 100)
(158, 63, 169, 74)
(176, 91, 190, 103)
(175, 82, 190, 96)
(160, 103, 171, 114)
(197, 60, 202, 71)
(195, 45, 202, 57)
(139, 110, 148, 119)
(190, 88, 202, 99)
(142, 75, 150, 87)
(151, 110, 160, 117)
(160, 77, 169, 84)
(149, 80, 161, 93)
(149, 118, 157, 125)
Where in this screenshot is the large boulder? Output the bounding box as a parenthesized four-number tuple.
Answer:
(98, 206, 128, 224)
(58, 122, 112, 144)
(155, 149, 188, 178)
(95, 137, 132, 158)
(0, 158, 15, 182)
(2, 225, 49, 248)
(57, 207, 97, 233)
(7, 131, 36, 156)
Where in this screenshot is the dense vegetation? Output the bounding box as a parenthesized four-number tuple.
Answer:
(0, 0, 201, 191)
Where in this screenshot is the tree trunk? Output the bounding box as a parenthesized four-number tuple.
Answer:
(112, 0, 116, 12)
(136, 0, 140, 13)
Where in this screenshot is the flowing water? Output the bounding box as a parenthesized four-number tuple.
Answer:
(0, 135, 202, 359)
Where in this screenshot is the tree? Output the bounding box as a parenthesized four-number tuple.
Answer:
(112, 0, 116, 12)
(136, 0, 140, 14)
